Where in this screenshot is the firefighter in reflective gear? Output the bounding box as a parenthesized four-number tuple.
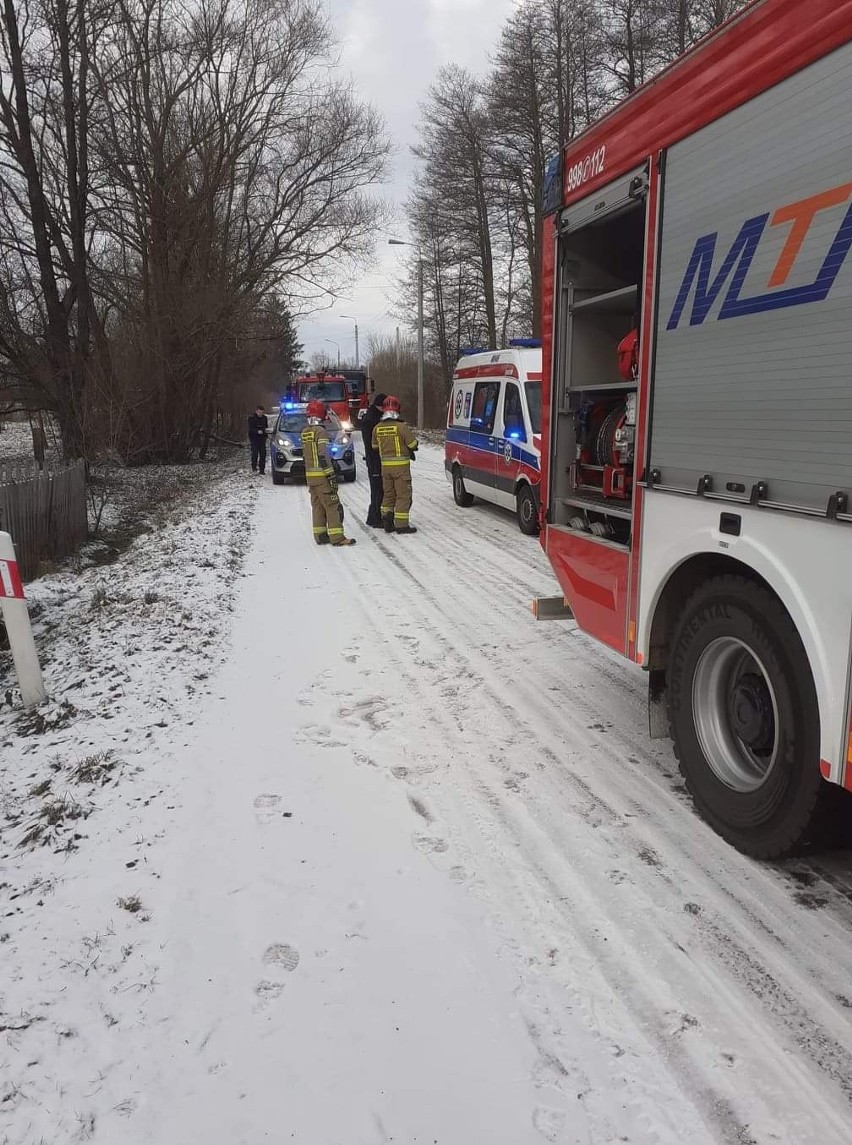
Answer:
(302, 400, 356, 547)
(372, 395, 418, 534)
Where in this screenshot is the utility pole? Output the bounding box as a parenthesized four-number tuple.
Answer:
(340, 315, 360, 368)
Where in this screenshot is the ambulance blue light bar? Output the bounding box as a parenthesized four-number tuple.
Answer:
(459, 346, 489, 356)
(508, 338, 541, 348)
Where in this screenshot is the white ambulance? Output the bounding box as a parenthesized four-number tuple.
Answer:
(444, 339, 543, 534)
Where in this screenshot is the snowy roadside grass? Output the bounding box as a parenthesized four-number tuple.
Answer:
(83, 449, 246, 545)
(0, 457, 256, 1144)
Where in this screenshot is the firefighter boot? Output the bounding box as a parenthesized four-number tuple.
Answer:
(383, 514, 395, 533)
(395, 525, 418, 535)
(332, 537, 357, 547)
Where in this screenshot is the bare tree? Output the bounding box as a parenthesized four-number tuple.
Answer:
(658, 0, 748, 55)
(412, 66, 498, 351)
(542, 0, 608, 144)
(0, 0, 389, 462)
(0, 0, 109, 456)
(88, 0, 389, 461)
(489, 1, 551, 337)
(367, 331, 445, 427)
(599, 0, 666, 96)
(694, 0, 747, 35)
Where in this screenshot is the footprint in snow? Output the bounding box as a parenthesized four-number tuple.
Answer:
(532, 1105, 568, 1142)
(296, 670, 332, 707)
(337, 696, 389, 732)
(353, 750, 379, 768)
(254, 980, 286, 1008)
(412, 832, 448, 855)
(637, 845, 663, 868)
(294, 724, 348, 749)
(262, 943, 300, 972)
(253, 793, 281, 824)
(532, 1055, 569, 1090)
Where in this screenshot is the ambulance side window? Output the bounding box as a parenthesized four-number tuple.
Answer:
(503, 384, 526, 442)
(470, 381, 500, 435)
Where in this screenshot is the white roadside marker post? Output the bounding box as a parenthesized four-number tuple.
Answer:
(0, 531, 46, 707)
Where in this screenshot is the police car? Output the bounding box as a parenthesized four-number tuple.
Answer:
(270, 403, 356, 485)
(444, 339, 543, 533)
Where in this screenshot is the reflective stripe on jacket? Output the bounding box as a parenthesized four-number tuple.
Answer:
(372, 419, 417, 469)
(301, 425, 334, 482)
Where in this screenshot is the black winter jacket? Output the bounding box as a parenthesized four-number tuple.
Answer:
(360, 398, 386, 475)
(247, 413, 268, 442)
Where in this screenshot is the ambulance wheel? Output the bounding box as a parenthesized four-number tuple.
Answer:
(452, 466, 474, 507)
(516, 484, 539, 535)
(668, 575, 824, 859)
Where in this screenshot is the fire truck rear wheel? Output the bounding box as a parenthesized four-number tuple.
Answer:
(452, 466, 475, 508)
(668, 575, 823, 859)
(516, 484, 539, 535)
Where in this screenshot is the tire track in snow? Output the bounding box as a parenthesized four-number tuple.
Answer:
(365, 527, 852, 1137)
(367, 454, 852, 931)
(322, 556, 708, 1142)
(332, 447, 852, 1141)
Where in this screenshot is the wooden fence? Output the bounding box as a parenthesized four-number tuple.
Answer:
(0, 461, 88, 580)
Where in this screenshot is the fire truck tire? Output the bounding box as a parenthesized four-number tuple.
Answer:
(516, 484, 539, 535)
(452, 466, 475, 508)
(668, 575, 823, 859)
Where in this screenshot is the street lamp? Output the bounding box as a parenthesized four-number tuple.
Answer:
(388, 239, 424, 429)
(339, 314, 359, 369)
(324, 338, 340, 369)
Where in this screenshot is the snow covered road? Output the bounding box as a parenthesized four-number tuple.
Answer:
(4, 444, 852, 1144)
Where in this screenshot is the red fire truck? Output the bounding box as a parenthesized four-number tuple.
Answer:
(337, 369, 375, 425)
(537, 0, 852, 857)
(287, 374, 354, 428)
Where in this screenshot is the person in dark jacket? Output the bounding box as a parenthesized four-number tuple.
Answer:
(360, 392, 387, 526)
(247, 405, 268, 474)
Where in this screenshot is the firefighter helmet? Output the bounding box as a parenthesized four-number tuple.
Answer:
(382, 395, 402, 414)
(306, 399, 327, 420)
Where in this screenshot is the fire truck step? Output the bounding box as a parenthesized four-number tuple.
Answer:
(532, 596, 575, 621)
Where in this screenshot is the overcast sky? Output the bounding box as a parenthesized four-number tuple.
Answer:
(298, 0, 517, 368)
